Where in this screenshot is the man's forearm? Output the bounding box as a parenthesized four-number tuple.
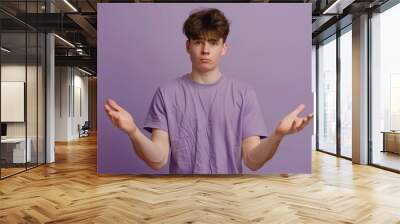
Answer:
(245, 132, 284, 171)
(128, 130, 166, 169)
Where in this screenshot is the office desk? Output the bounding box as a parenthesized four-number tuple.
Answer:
(381, 131, 400, 154)
(1, 138, 31, 163)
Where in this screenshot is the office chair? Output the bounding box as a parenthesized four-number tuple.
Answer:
(79, 121, 90, 138)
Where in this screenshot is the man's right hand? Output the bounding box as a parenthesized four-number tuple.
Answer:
(104, 99, 137, 137)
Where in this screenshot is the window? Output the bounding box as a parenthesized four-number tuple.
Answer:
(317, 35, 337, 155)
(370, 2, 400, 171)
(339, 27, 352, 158)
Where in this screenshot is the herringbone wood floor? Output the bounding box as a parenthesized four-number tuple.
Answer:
(0, 133, 400, 224)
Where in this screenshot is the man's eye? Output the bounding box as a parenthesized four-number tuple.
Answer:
(211, 41, 217, 45)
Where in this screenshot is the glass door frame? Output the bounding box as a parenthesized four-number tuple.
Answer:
(316, 24, 353, 161)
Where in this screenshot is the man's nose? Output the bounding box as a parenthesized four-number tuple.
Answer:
(201, 43, 210, 54)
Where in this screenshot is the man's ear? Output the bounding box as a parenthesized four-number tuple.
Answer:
(221, 42, 228, 56)
(186, 40, 190, 53)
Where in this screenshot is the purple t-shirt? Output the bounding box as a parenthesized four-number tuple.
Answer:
(143, 73, 268, 174)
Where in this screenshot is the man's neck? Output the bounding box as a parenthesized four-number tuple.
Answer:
(190, 69, 222, 85)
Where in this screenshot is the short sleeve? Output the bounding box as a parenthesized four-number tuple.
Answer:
(143, 88, 169, 134)
(242, 88, 268, 140)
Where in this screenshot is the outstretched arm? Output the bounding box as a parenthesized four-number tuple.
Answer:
(242, 104, 313, 171)
(104, 99, 170, 170)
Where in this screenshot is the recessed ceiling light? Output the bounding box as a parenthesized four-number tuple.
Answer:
(1, 47, 11, 53)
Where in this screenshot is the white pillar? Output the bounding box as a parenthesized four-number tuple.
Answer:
(46, 1, 55, 163)
(352, 14, 369, 164)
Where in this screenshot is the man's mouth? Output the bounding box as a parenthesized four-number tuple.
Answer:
(200, 59, 211, 63)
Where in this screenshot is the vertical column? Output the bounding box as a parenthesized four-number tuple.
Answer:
(352, 14, 369, 164)
(46, 0, 55, 163)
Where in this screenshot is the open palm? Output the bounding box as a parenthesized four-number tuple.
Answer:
(274, 104, 313, 137)
(104, 99, 137, 136)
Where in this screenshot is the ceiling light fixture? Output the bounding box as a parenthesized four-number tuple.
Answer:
(78, 67, 93, 76)
(323, 0, 341, 14)
(322, 0, 354, 14)
(63, 0, 78, 12)
(1, 47, 11, 53)
(54, 34, 75, 48)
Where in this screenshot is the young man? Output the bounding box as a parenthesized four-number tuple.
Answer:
(104, 8, 313, 174)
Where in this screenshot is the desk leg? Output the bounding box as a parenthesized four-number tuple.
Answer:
(382, 133, 386, 153)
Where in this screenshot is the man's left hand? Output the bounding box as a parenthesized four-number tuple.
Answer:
(274, 104, 314, 138)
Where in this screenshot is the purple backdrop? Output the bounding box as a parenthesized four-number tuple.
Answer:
(97, 3, 312, 174)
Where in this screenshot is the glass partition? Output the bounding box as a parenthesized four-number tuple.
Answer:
(1, 30, 28, 177)
(317, 35, 337, 155)
(0, 0, 46, 179)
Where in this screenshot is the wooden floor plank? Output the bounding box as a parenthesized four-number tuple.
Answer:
(0, 133, 399, 223)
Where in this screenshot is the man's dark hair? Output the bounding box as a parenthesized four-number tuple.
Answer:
(183, 8, 230, 43)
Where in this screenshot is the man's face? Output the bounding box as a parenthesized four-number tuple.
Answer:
(186, 33, 228, 73)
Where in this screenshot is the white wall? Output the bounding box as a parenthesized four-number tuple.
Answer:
(1, 65, 27, 140)
(55, 66, 89, 141)
(55, 66, 69, 141)
(1, 65, 42, 137)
